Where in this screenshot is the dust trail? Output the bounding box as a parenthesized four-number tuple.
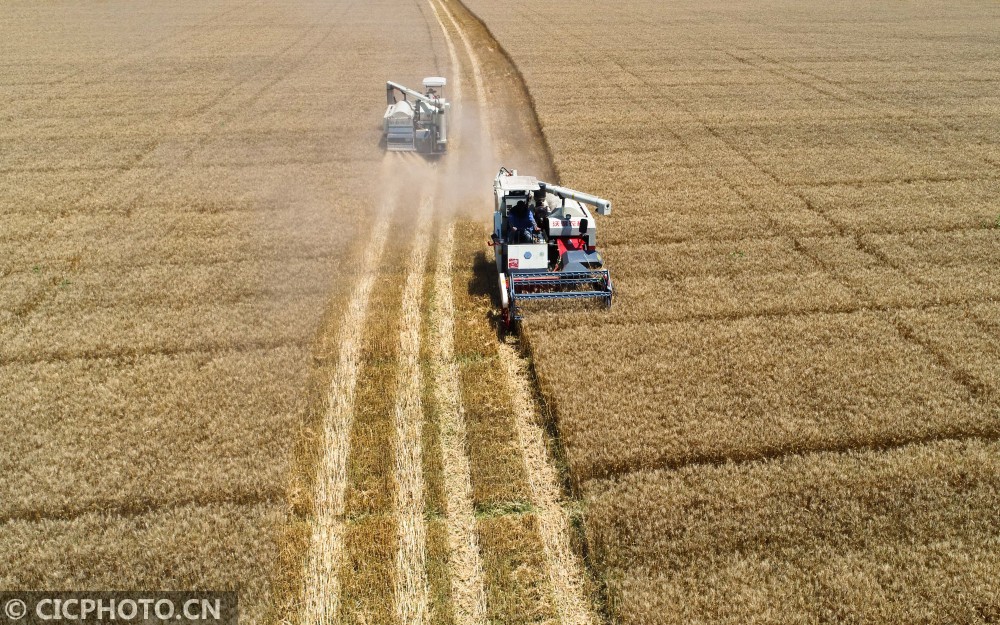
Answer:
(430, 223, 488, 625)
(498, 341, 596, 625)
(431, 0, 490, 143)
(394, 190, 435, 625)
(423, 1, 490, 622)
(429, 0, 497, 207)
(301, 158, 399, 625)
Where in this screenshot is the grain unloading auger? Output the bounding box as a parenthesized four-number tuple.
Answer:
(383, 77, 449, 153)
(490, 167, 613, 330)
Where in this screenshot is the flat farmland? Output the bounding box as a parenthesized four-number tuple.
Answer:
(0, 0, 439, 620)
(2, 0, 600, 623)
(462, 0, 1000, 622)
(5, 0, 999, 622)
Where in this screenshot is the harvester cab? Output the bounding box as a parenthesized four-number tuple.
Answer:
(491, 167, 613, 329)
(383, 77, 449, 153)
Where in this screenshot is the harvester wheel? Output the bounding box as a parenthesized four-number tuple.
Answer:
(498, 273, 515, 334)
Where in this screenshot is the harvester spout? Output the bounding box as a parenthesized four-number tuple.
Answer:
(539, 182, 612, 215)
(386, 80, 444, 114)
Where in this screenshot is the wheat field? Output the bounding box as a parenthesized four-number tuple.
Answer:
(462, 0, 1000, 622)
(0, 0, 435, 620)
(4, 0, 998, 623)
(3, 0, 596, 623)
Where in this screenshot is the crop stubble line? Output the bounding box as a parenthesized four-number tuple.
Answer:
(536, 294, 1000, 339)
(0, 488, 285, 529)
(892, 319, 990, 400)
(0, 336, 313, 370)
(422, 2, 489, 623)
(499, 343, 596, 625)
(394, 192, 436, 625)
(414, 0, 444, 76)
(430, 223, 488, 625)
(573, 429, 1000, 486)
(430, 0, 491, 143)
(300, 159, 398, 625)
(431, 0, 595, 622)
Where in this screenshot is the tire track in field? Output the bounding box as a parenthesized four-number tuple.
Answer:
(393, 191, 436, 625)
(300, 157, 398, 625)
(429, 0, 490, 142)
(430, 0, 596, 623)
(499, 342, 597, 625)
(430, 223, 488, 625)
(423, 1, 490, 624)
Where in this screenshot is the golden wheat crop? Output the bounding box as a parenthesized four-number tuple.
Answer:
(584, 439, 1000, 624)
(463, 0, 1000, 621)
(0, 0, 444, 621)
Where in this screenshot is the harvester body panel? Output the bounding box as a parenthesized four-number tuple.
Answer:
(505, 244, 549, 271)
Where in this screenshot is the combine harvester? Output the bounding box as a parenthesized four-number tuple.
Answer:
(491, 167, 613, 330)
(383, 77, 449, 153)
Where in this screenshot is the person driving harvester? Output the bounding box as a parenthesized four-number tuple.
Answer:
(508, 200, 539, 243)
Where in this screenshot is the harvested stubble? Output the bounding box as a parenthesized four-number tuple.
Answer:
(464, 0, 1000, 620)
(333, 217, 414, 625)
(0, 0, 445, 619)
(451, 222, 533, 510)
(424, 519, 457, 625)
(420, 228, 448, 519)
(339, 515, 398, 625)
(478, 515, 560, 625)
(584, 439, 1000, 625)
(451, 221, 564, 625)
(343, 221, 410, 519)
(418, 229, 456, 625)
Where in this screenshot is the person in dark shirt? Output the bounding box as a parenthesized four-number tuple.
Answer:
(508, 200, 538, 243)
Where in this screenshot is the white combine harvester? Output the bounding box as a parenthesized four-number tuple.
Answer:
(491, 167, 614, 330)
(383, 77, 449, 153)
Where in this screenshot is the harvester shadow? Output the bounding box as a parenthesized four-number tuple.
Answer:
(467, 249, 503, 334)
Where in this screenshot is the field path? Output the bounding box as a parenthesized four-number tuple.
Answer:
(394, 191, 436, 625)
(300, 158, 400, 625)
(430, 223, 489, 625)
(430, 0, 596, 623)
(421, 9, 491, 623)
(500, 343, 596, 625)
